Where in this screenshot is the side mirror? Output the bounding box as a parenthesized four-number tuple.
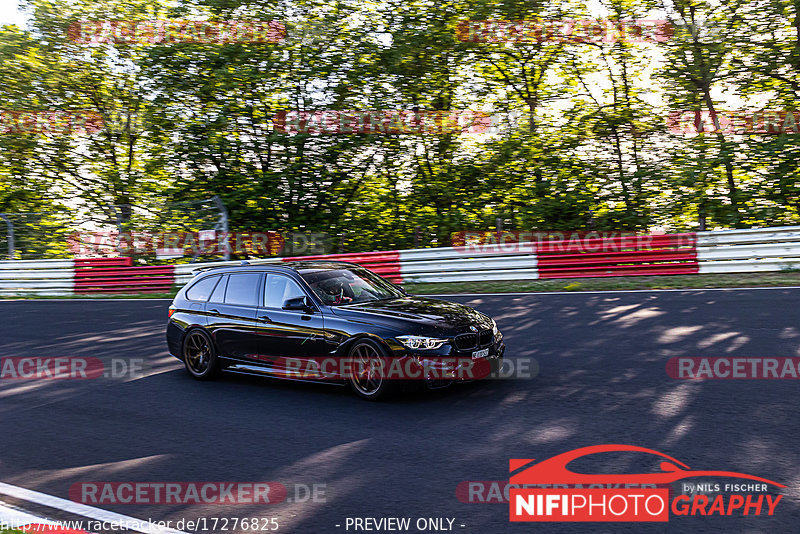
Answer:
(282, 296, 314, 312)
(395, 283, 408, 295)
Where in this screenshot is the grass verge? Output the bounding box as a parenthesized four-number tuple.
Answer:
(402, 272, 800, 294)
(4, 272, 800, 299)
(0, 287, 180, 300)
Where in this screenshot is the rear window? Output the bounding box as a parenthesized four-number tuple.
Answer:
(209, 275, 228, 303)
(224, 273, 262, 306)
(185, 275, 219, 301)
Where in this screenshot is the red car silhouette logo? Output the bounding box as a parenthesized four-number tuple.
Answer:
(510, 444, 785, 487)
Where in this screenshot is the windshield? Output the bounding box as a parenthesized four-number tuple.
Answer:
(299, 266, 405, 306)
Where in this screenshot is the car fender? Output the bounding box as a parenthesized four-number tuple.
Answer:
(336, 332, 395, 359)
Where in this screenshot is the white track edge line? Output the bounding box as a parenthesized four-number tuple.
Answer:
(0, 501, 56, 527)
(0, 482, 187, 534)
(426, 285, 800, 297)
(2, 285, 800, 301)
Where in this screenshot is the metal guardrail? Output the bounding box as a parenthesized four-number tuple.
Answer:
(397, 246, 538, 283)
(697, 227, 800, 273)
(0, 259, 75, 296)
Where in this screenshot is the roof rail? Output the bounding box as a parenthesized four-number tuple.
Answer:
(285, 259, 358, 265)
(189, 264, 229, 273)
(188, 259, 284, 274)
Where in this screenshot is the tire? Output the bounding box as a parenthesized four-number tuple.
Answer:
(182, 329, 219, 380)
(347, 339, 397, 401)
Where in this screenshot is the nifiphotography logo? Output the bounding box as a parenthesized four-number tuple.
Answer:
(509, 444, 785, 522)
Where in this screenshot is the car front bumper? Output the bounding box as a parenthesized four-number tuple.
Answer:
(404, 341, 505, 389)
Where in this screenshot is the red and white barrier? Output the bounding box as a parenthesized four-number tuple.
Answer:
(172, 226, 800, 285)
(2, 226, 800, 296)
(74, 257, 175, 293)
(183, 232, 699, 283)
(281, 250, 403, 282)
(535, 233, 698, 278)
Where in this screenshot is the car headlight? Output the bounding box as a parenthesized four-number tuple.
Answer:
(396, 335, 448, 350)
(491, 319, 503, 341)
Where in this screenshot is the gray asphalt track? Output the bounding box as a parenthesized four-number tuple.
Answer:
(1, 289, 799, 533)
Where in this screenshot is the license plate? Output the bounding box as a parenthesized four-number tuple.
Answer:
(472, 348, 489, 360)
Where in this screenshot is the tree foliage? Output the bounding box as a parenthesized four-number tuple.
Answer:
(0, 0, 798, 253)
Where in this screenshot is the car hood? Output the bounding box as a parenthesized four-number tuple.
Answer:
(329, 296, 493, 332)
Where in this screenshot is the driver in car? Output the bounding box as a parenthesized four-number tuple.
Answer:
(318, 278, 353, 305)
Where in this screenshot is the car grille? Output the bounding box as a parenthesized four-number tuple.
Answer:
(454, 329, 493, 351)
(454, 334, 478, 350)
(425, 378, 452, 389)
(479, 329, 493, 346)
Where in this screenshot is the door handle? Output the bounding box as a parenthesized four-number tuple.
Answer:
(258, 315, 272, 323)
(208, 308, 220, 316)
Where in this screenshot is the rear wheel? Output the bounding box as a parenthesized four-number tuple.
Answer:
(348, 339, 396, 401)
(182, 329, 219, 380)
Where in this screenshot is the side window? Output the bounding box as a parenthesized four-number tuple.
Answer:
(264, 274, 306, 309)
(208, 275, 228, 303)
(185, 275, 219, 302)
(223, 273, 262, 307)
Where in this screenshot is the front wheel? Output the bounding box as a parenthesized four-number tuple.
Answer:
(182, 329, 219, 380)
(347, 339, 397, 401)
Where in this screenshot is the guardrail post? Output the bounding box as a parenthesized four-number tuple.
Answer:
(0, 214, 14, 259)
